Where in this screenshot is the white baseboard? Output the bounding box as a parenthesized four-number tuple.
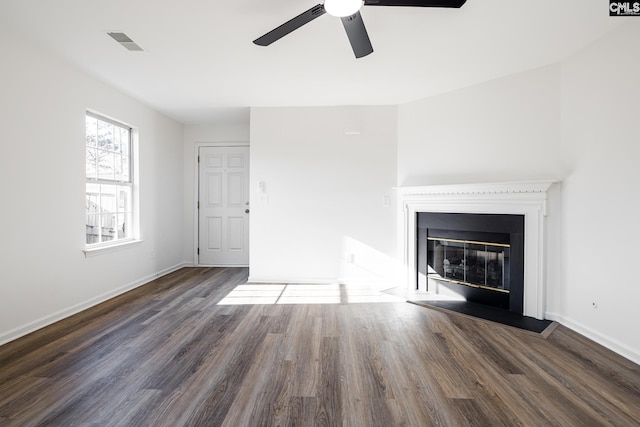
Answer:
(198, 264, 249, 267)
(545, 311, 640, 366)
(0, 262, 188, 347)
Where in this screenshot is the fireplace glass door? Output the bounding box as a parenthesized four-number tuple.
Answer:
(427, 237, 510, 293)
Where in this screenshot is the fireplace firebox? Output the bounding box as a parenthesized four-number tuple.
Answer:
(417, 213, 524, 313)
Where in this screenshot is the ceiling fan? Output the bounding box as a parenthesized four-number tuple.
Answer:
(253, 0, 468, 58)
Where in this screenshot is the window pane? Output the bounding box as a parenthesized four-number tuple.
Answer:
(100, 184, 116, 214)
(86, 116, 97, 148)
(120, 127, 130, 155)
(121, 154, 130, 182)
(117, 185, 131, 213)
(116, 214, 130, 239)
(101, 214, 116, 241)
(98, 120, 114, 151)
(97, 150, 115, 180)
(86, 147, 97, 179)
(86, 214, 99, 244)
(86, 184, 99, 215)
(113, 126, 122, 154)
(114, 154, 130, 181)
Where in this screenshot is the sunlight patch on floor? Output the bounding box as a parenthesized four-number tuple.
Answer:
(217, 283, 406, 305)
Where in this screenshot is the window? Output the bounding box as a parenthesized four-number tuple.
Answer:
(85, 112, 134, 247)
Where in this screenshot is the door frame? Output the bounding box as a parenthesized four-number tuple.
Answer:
(193, 141, 249, 266)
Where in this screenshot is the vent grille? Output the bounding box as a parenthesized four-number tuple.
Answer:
(107, 32, 143, 51)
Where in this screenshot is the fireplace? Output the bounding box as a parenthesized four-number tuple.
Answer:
(396, 181, 555, 320)
(417, 212, 524, 313)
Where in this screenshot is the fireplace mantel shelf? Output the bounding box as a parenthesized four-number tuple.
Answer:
(394, 180, 556, 197)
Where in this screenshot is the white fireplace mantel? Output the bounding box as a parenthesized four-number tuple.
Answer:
(396, 180, 556, 320)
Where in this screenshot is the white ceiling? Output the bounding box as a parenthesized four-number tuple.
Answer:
(1, 0, 625, 124)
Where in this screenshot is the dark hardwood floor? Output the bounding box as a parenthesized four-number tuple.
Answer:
(1, 267, 639, 426)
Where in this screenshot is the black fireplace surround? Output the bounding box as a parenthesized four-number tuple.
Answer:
(417, 212, 525, 314)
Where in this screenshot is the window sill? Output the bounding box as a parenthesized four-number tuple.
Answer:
(84, 239, 143, 258)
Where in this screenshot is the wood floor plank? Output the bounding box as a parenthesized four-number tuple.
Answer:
(0, 267, 639, 426)
(286, 306, 322, 397)
(285, 396, 317, 426)
(380, 338, 453, 426)
(103, 389, 164, 427)
(219, 333, 289, 427)
(315, 336, 344, 426)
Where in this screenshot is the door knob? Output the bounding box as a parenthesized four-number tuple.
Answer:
(245, 209, 250, 214)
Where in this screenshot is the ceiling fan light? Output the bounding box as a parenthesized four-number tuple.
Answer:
(324, 0, 363, 17)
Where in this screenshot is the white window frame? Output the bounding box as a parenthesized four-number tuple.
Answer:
(84, 111, 139, 254)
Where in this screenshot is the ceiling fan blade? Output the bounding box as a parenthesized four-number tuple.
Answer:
(341, 12, 373, 58)
(253, 4, 326, 46)
(364, 0, 467, 7)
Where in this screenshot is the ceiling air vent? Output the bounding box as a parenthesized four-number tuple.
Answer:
(107, 32, 143, 51)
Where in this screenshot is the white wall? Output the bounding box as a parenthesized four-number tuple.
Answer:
(557, 22, 640, 363)
(398, 64, 563, 187)
(182, 123, 250, 264)
(0, 25, 184, 344)
(397, 23, 640, 363)
(249, 106, 398, 285)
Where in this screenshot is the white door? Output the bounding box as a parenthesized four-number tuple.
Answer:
(198, 146, 250, 266)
